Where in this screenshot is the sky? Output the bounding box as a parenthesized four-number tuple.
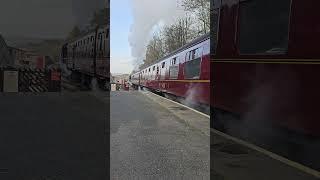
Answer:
(0, 0, 103, 39)
(0, 0, 183, 74)
(110, 0, 134, 74)
(110, 0, 185, 74)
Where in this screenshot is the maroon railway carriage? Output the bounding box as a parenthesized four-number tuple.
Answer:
(130, 34, 210, 105)
(61, 25, 110, 87)
(211, 0, 320, 139)
(211, 0, 320, 170)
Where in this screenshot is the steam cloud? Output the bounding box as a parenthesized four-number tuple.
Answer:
(129, 0, 186, 68)
(72, 0, 105, 28)
(0, 0, 105, 39)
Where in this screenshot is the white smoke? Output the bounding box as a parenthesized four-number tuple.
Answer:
(128, 0, 186, 67)
(180, 84, 201, 109)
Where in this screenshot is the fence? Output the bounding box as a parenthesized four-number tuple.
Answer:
(0, 67, 61, 92)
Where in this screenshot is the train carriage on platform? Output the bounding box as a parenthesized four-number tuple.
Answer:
(130, 34, 210, 105)
(61, 25, 110, 89)
(132, 0, 320, 170)
(211, 0, 320, 170)
(210, 0, 320, 137)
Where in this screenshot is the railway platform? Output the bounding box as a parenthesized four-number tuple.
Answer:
(110, 90, 210, 179)
(1, 87, 318, 179)
(111, 90, 319, 180)
(0, 92, 107, 179)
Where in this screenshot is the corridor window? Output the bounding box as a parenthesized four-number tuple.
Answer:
(172, 57, 177, 65)
(239, 0, 291, 54)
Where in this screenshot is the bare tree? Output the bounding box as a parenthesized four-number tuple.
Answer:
(137, 0, 209, 70)
(145, 33, 165, 66)
(182, 0, 210, 34)
(162, 17, 196, 53)
(140, 16, 196, 70)
(90, 9, 106, 28)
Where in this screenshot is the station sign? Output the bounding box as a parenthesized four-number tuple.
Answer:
(3, 70, 19, 92)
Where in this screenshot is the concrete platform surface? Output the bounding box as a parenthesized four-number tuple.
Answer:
(119, 90, 319, 180)
(110, 91, 210, 179)
(212, 130, 319, 180)
(0, 92, 108, 180)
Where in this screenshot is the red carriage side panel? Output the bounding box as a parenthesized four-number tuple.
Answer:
(212, 0, 320, 136)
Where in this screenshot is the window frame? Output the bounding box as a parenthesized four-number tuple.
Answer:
(184, 46, 203, 80)
(237, 0, 292, 55)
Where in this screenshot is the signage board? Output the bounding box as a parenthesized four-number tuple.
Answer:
(3, 71, 19, 92)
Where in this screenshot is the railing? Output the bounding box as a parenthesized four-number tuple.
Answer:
(0, 67, 61, 92)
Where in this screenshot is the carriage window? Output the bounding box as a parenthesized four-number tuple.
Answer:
(239, 0, 291, 54)
(193, 49, 197, 59)
(99, 33, 103, 50)
(153, 66, 155, 71)
(169, 66, 179, 79)
(172, 57, 177, 65)
(184, 48, 202, 79)
(149, 68, 150, 72)
(186, 51, 191, 61)
(162, 62, 165, 68)
(188, 47, 202, 60)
